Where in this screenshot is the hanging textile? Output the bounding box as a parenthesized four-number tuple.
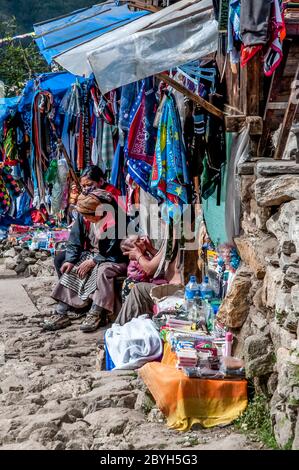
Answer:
(125, 78, 158, 191)
(126, 78, 157, 164)
(151, 92, 189, 221)
(227, 0, 242, 64)
(0, 165, 22, 216)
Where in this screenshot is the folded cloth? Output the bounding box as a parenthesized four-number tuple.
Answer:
(105, 315, 163, 370)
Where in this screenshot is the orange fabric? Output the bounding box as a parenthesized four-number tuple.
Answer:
(139, 343, 248, 431)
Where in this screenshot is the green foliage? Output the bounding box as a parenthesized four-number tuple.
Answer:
(0, 1, 103, 34)
(235, 394, 279, 449)
(0, 17, 50, 96)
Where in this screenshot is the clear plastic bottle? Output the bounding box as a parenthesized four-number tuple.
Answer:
(185, 275, 199, 320)
(199, 276, 214, 300)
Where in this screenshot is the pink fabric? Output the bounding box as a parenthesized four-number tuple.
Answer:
(127, 260, 148, 282)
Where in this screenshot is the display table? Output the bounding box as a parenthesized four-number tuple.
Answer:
(139, 343, 248, 431)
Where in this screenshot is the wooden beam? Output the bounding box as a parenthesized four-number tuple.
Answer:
(128, 1, 160, 13)
(274, 63, 299, 160)
(246, 116, 263, 135)
(258, 39, 292, 157)
(225, 114, 246, 132)
(156, 73, 224, 120)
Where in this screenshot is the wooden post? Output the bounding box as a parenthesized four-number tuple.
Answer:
(156, 73, 225, 120)
(274, 63, 299, 160)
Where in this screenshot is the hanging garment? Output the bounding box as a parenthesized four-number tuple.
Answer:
(227, 0, 242, 64)
(119, 82, 139, 131)
(126, 78, 157, 164)
(100, 122, 116, 177)
(151, 92, 189, 221)
(0, 165, 22, 215)
(263, 0, 286, 76)
(240, 0, 273, 46)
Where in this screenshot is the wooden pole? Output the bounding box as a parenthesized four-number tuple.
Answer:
(274, 63, 299, 160)
(156, 73, 224, 120)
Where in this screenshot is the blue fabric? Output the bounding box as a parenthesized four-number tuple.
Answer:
(0, 97, 20, 125)
(18, 72, 85, 114)
(127, 158, 152, 193)
(34, 4, 149, 64)
(119, 82, 139, 131)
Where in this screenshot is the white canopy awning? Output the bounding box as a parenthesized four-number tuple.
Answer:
(56, 0, 218, 92)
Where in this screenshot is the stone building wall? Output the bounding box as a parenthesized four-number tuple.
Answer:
(218, 159, 299, 450)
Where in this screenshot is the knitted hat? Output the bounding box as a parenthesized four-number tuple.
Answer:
(76, 189, 113, 216)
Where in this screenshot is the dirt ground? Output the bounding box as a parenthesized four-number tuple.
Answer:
(0, 266, 263, 450)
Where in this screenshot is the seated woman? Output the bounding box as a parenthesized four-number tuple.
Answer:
(116, 231, 182, 326)
(43, 189, 127, 332)
(120, 235, 166, 303)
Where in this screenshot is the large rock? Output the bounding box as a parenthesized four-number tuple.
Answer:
(279, 253, 298, 273)
(283, 312, 298, 333)
(255, 175, 299, 206)
(3, 248, 16, 258)
(270, 321, 296, 351)
(281, 240, 296, 256)
(250, 310, 269, 334)
(84, 408, 143, 435)
(249, 199, 271, 231)
(273, 411, 295, 448)
(275, 291, 293, 323)
(266, 200, 299, 248)
(217, 269, 251, 328)
(5, 259, 17, 270)
(235, 234, 277, 279)
(285, 266, 299, 286)
(262, 266, 284, 309)
(244, 334, 274, 378)
(291, 284, 299, 313)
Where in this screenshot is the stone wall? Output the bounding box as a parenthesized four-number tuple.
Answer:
(218, 159, 299, 450)
(0, 240, 55, 277)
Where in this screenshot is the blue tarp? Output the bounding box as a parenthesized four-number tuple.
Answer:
(34, 3, 149, 64)
(0, 97, 20, 124)
(17, 72, 86, 113)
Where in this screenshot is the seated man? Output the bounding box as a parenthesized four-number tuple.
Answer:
(43, 188, 127, 333)
(54, 165, 121, 277)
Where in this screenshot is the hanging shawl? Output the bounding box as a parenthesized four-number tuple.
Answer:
(0, 165, 22, 215)
(124, 78, 157, 191)
(3, 128, 19, 165)
(263, 0, 286, 76)
(151, 92, 189, 221)
(126, 78, 157, 163)
(227, 0, 242, 64)
(119, 82, 139, 131)
(32, 91, 54, 206)
(100, 122, 115, 178)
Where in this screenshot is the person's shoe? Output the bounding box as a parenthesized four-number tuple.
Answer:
(42, 314, 71, 331)
(80, 311, 107, 333)
(67, 310, 86, 320)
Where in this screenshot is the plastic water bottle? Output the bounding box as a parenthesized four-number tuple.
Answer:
(185, 275, 199, 319)
(199, 276, 214, 300)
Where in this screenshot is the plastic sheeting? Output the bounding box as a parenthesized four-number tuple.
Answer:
(105, 315, 163, 370)
(55, 0, 187, 77)
(88, 0, 218, 94)
(34, 2, 149, 65)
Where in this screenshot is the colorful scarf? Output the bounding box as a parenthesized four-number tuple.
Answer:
(0, 165, 22, 215)
(263, 0, 286, 76)
(151, 93, 189, 221)
(125, 78, 157, 164)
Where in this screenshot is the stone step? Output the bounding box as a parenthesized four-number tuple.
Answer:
(256, 159, 299, 177)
